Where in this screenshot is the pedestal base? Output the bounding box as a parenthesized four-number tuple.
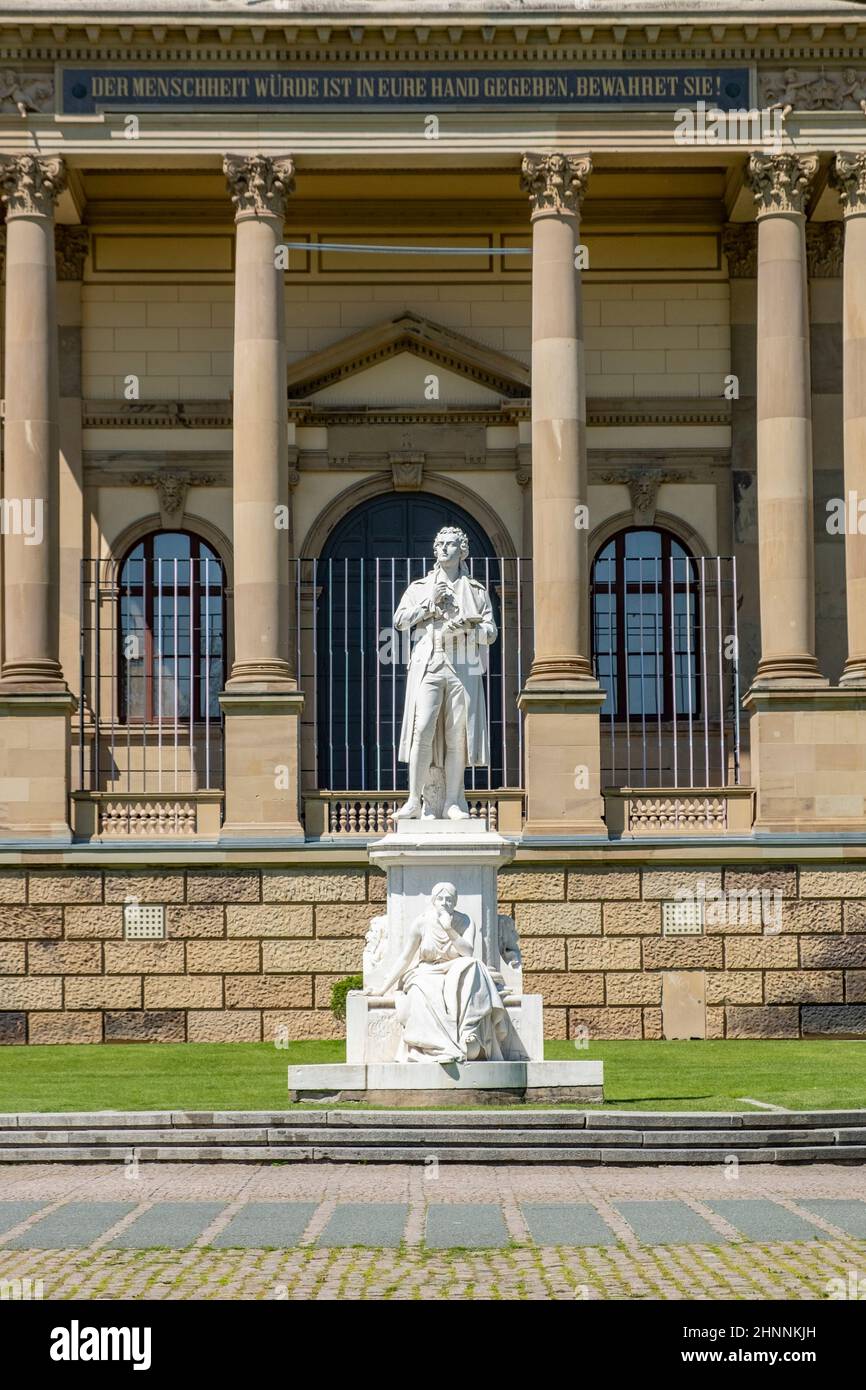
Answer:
(219, 687, 304, 839)
(0, 691, 75, 840)
(288, 1060, 604, 1106)
(517, 685, 607, 836)
(745, 685, 866, 830)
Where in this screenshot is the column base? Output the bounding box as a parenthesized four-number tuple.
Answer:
(226, 660, 295, 688)
(517, 685, 607, 838)
(839, 660, 866, 688)
(219, 687, 305, 841)
(0, 690, 76, 841)
(753, 656, 828, 686)
(744, 684, 866, 831)
(526, 656, 596, 686)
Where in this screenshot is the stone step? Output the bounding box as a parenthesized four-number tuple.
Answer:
(2, 1141, 866, 1165)
(5, 1124, 864, 1151)
(1, 1110, 864, 1163)
(5, 1108, 866, 1129)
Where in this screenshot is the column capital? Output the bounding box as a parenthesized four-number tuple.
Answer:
(722, 223, 757, 278)
(806, 222, 844, 278)
(832, 151, 866, 217)
(223, 153, 295, 220)
(0, 154, 66, 219)
(55, 225, 90, 281)
(521, 152, 591, 217)
(746, 151, 819, 217)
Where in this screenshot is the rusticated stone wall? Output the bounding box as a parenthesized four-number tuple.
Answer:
(0, 863, 865, 1043)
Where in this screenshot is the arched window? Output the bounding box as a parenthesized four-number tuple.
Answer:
(591, 527, 699, 720)
(118, 531, 225, 723)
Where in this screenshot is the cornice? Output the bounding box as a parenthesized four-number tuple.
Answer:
(4, 5, 866, 68)
(587, 397, 731, 427)
(80, 395, 731, 432)
(82, 400, 233, 428)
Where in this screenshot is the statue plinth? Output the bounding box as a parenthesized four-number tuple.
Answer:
(288, 817, 604, 1105)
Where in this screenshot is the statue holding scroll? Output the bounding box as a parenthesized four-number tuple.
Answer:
(393, 526, 497, 820)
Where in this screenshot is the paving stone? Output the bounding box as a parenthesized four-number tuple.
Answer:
(425, 1203, 509, 1249)
(521, 1203, 617, 1246)
(706, 1200, 825, 1242)
(614, 1200, 725, 1245)
(108, 1202, 226, 1248)
(4, 1202, 136, 1249)
(0, 1202, 44, 1237)
(798, 1199, 866, 1238)
(317, 1203, 408, 1248)
(212, 1202, 317, 1248)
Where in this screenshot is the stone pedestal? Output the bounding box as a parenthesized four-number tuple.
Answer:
(219, 689, 304, 841)
(288, 818, 604, 1105)
(518, 686, 607, 837)
(0, 692, 76, 841)
(745, 687, 866, 830)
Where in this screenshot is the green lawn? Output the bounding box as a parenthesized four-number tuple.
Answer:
(1, 1039, 864, 1113)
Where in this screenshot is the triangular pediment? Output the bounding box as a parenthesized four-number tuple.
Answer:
(285, 311, 530, 405)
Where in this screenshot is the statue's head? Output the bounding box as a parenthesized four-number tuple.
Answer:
(433, 526, 469, 568)
(431, 881, 458, 912)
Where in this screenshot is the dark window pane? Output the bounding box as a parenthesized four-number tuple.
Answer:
(591, 526, 699, 722)
(118, 530, 225, 723)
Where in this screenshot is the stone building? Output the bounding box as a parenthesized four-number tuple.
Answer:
(1, 0, 866, 1045)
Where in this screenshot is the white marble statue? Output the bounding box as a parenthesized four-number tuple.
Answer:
(374, 882, 511, 1062)
(393, 526, 497, 820)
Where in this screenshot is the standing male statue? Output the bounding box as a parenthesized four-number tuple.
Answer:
(393, 527, 497, 820)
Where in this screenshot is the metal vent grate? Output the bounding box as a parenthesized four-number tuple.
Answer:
(123, 903, 166, 940)
(662, 899, 704, 936)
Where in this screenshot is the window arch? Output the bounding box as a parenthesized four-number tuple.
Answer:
(591, 526, 700, 720)
(118, 530, 226, 723)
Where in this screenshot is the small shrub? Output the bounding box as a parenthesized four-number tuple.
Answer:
(330, 974, 363, 1022)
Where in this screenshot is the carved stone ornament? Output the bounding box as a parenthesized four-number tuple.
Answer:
(759, 68, 866, 114)
(223, 153, 295, 220)
(722, 223, 757, 278)
(747, 152, 819, 217)
(129, 471, 218, 528)
(806, 223, 844, 278)
(55, 226, 90, 281)
(520, 152, 592, 215)
(390, 455, 425, 491)
(598, 468, 687, 527)
(832, 152, 866, 218)
(0, 70, 54, 116)
(0, 154, 66, 219)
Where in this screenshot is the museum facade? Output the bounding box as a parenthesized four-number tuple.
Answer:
(2, 0, 866, 1045)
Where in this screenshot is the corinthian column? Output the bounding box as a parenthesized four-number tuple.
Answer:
(219, 154, 303, 840)
(521, 152, 594, 685)
(0, 155, 66, 688)
(747, 151, 824, 684)
(517, 153, 605, 838)
(833, 153, 866, 685)
(223, 153, 295, 686)
(0, 155, 74, 839)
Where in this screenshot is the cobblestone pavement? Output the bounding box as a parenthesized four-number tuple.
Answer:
(1, 1163, 864, 1300)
